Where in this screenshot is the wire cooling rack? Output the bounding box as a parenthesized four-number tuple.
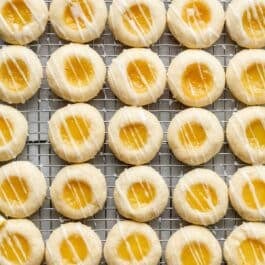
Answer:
(0, 0, 252, 264)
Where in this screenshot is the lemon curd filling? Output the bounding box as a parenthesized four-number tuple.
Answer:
(1, 0, 32, 29)
(0, 117, 13, 147)
(64, 0, 94, 29)
(122, 4, 152, 35)
(242, 5, 265, 39)
(60, 116, 90, 145)
(181, 63, 213, 100)
(241, 63, 265, 95)
(182, 0, 211, 30)
(0, 176, 29, 204)
(181, 242, 211, 265)
(62, 180, 92, 209)
(178, 122, 206, 148)
(0, 233, 30, 265)
(117, 233, 150, 261)
(0, 59, 30, 91)
(242, 179, 265, 209)
(127, 181, 156, 208)
(238, 239, 265, 265)
(246, 119, 265, 149)
(127, 60, 156, 93)
(60, 234, 88, 264)
(119, 123, 148, 149)
(64, 56, 94, 87)
(186, 183, 217, 212)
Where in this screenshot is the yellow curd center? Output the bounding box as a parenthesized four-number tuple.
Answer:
(127, 181, 156, 208)
(242, 5, 265, 39)
(117, 233, 150, 261)
(64, 56, 94, 87)
(246, 119, 265, 149)
(2, 0, 32, 29)
(186, 183, 217, 212)
(127, 59, 156, 93)
(119, 123, 148, 149)
(238, 239, 265, 265)
(122, 4, 152, 35)
(0, 233, 30, 265)
(60, 116, 90, 145)
(181, 63, 213, 100)
(241, 63, 265, 96)
(64, 0, 93, 29)
(242, 179, 265, 209)
(0, 176, 29, 204)
(182, 0, 211, 30)
(0, 117, 13, 147)
(0, 59, 29, 91)
(60, 234, 88, 264)
(63, 179, 92, 209)
(181, 242, 211, 265)
(178, 122, 206, 148)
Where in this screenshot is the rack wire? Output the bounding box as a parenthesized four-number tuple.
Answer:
(0, 0, 250, 264)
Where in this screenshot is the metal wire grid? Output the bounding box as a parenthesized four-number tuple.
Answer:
(0, 0, 253, 264)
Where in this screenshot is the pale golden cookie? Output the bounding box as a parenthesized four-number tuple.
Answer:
(108, 106, 163, 165)
(0, 0, 48, 45)
(173, 168, 228, 226)
(114, 166, 169, 222)
(226, 0, 265, 48)
(226, 106, 265, 164)
(166, 225, 222, 265)
(49, 0, 107, 43)
(50, 163, 107, 220)
(46, 222, 102, 265)
(167, 0, 225, 48)
(0, 219, 44, 265)
(48, 103, 105, 163)
(168, 108, 224, 166)
(224, 222, 265, 265)
(168, 50, 225, 107)
(47, 43, 106, 103)
(226, 49, 265, 105)
(104, 220, 161, 265)
(0, 104, 28, 161)
(109, 0, 166, 47)
(108, 48, 166, 106)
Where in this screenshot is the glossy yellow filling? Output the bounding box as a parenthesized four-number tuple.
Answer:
(0, 176, 29, 204)
(64, 0, 93, 29)
(241, 63, 265, 96)
(127, 181, 156, 208)
(246, 119, 265, 149)
(0, 233, 30, 265)
(122, 4, 152, 35)
(186, 183, 217, 212)
(127, 60, 156, 93)
(0, 117, 13, 147)
(178, 122, 206, 148)
(181, 242, 211, 265)
(63, 180, 92, 209)
(60, 116, 90, 145)
(0, 59, 29, 91)
(182, 0, 211, 30)
(60, 234, 88, 264)
(182, 63, 213, 100)
(119, 123, 148, 149)
(1, 0, 32, 29)
(242, 179, 265, 209)
(238, 239, 265, 265)
(117, 233, 150, 261)
(242, 5, 265, 39)
(64, 56, 94, 87)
